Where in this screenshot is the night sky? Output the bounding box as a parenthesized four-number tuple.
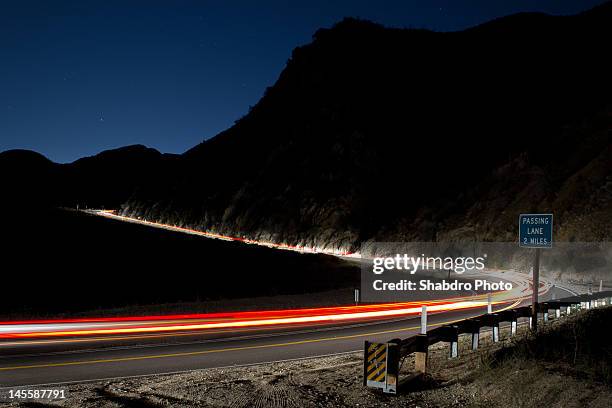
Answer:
(1, 0, 605, 163)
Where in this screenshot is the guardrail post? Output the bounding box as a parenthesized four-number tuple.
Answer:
(471, 330, 479, 350)
(463, 319, 480, 350)
(566, 305, 572, 315)
(385, 341, 400, 394)
(446, 326, 459, 359)
(450, 339, 458, 358)
(487, 293, 492, 314)
(555, 308, 561, 319)
(492, 322, 500, 342)
(543, 310, 549, 323)
(511, 318, 517, 336)
(414, 334, 428, 373)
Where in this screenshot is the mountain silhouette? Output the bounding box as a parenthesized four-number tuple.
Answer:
(121, 4, 612, 249)
(2, 3, 611, 249)
(0, 145, 175, 211)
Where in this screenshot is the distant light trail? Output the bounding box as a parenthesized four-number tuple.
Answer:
(91, 210, 358, 257)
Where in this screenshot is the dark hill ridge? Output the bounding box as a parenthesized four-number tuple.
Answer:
(119, 4, 612, 250)
(0, 149, 59, 209)
(2, 4, 611, 250)
(0, 145, 176, 211)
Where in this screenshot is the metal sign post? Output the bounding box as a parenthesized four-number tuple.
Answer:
(519, 214, 553, 332)
(532, 248, 540, 330)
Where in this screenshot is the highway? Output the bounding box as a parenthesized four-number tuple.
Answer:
(0, 211, 576, 388)
(0, 283, 574, 388)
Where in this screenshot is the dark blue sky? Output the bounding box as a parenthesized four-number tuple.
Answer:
(0, 0, 605, 163)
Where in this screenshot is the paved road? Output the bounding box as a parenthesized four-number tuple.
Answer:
(0, 286, 572, 388)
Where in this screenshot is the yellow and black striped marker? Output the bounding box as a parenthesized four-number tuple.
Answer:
(365, 342, 388, 384)
(364, 340, 399, 394)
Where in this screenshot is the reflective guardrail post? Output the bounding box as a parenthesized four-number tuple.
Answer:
(449, 329, 459, 359)
(492, 320, 500, 342)
(414, 334, 428, 373)
(470, 320, 480, 350)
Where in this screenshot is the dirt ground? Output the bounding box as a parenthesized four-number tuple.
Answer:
(4, 309, 611, 408)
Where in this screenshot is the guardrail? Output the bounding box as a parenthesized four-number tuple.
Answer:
(364, 290, 612, 394)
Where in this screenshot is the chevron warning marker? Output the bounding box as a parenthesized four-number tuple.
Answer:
(364, 340, 399, 394)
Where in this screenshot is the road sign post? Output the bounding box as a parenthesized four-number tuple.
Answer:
(532, 249, 540, 330)
(519, 214, 553, 332)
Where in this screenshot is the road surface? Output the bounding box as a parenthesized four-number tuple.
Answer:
(0, 211, 576, 388)
(0, 285, 573, 388)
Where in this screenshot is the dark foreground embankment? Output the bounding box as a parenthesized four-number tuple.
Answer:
(1, 209, 358, 319)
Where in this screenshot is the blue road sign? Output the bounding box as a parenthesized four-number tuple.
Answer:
(519, 214, 553, 248)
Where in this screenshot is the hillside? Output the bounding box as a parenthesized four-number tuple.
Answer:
(1, 4, 611, 252)
(118, 4, 612, 251)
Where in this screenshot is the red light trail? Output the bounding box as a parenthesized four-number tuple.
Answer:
(0, 210, 549, 342)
